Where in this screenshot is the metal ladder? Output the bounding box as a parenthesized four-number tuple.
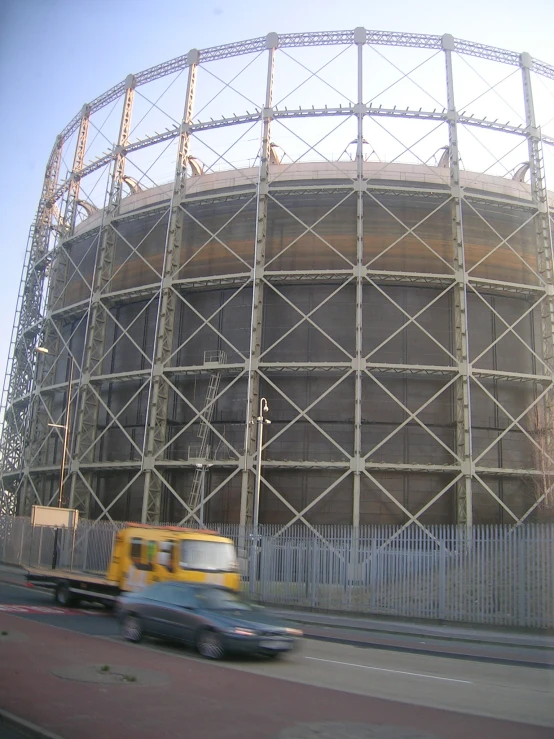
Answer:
(188, 351, 226, 512)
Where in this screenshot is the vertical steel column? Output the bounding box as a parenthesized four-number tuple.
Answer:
(353, 27, 366, 529)
(63, 105, 91, 238)
(47, 107, 91, 332)
(520, 59, 554, 352)
(70, 77, 136, 515)
(239, 33, 278, 529)
(443, 35, 473, 527)
(141, 51, 199, 524)
(29, 107, 91, 479)
(521, 53, 554, 505)
(16, 137, 63, 515)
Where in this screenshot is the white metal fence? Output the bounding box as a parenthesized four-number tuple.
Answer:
(1, 517, 552, 629)
(0, 517, 122, 574)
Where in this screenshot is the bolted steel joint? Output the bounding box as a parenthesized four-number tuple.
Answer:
(519, 52, 532, 69)
(441, 34, 455, 51)
(354, 27, 366, 45)
(188, 48, 200, 65)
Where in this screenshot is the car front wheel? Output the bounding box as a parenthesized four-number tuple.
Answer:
(196, 629, 225, 660)
(122, 614, 143, 643)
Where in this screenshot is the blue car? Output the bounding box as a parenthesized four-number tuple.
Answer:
(116, 582, 303, 660)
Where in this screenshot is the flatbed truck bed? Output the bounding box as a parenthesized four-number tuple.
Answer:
(25, 567, 120, 608)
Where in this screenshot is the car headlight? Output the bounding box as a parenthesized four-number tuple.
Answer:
(233, 627, 257, 636)
(285, 627, 303, 637)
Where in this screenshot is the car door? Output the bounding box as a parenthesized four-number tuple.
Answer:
(139, 584, 175, 637)
(160, 585, 200, 645)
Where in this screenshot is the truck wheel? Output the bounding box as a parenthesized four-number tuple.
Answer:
(122, 614, 143, 643)
(55, 583, 76, 608)
(196, 629, 225, 660)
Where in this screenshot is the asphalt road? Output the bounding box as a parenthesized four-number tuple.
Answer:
(1, 580, 553, 732)
(0, 580, 118, 636)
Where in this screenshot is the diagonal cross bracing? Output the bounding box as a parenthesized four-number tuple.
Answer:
(178, 467, 242, 525)
(259, 278, 356, 360)
(364, 279, 457, 363)
(155, 371, 246, 463)
(264, 190, 356, 269)
(166, 284, 251, 367)
(259, 369, 353, 459)
(469, 286, 550, 373)
(465, 201, 544, 284)
(363, 370, 460, 461)
(365, 190, 454, 271)
(363, 469, 463, 549)
(169, 285, 249, 362)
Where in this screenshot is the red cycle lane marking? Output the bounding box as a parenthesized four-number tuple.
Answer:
(0, 605, 79, 615)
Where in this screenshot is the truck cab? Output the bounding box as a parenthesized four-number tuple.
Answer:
(107, 525, 240, 593)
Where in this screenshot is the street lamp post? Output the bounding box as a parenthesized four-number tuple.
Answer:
(250, 397, 271, 596)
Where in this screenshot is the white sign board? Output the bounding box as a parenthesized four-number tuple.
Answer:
(31, 506, 79, 528)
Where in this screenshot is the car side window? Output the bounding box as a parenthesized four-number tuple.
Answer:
(165, 586, 196, 608)
(143, 583, 172, 601)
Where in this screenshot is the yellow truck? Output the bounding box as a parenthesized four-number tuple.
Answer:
(25, 524, 240, 608)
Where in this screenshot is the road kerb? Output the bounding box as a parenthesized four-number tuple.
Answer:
(0, 708, 65, 739)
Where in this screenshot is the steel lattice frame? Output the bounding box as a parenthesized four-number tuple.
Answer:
(1, 29, 553, 534)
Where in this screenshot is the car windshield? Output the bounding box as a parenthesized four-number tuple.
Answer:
(196, 588, 253, 611)
(180, 540, 237, 572)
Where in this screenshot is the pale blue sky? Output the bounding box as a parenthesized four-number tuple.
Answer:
(0, 0, 553, 391)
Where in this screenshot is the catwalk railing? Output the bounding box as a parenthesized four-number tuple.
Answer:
(1, 517, 552, 628)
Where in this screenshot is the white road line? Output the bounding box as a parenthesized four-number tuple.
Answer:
(305, 656, 473, 684)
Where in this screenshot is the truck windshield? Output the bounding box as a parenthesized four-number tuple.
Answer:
(180, 540, 237, 572)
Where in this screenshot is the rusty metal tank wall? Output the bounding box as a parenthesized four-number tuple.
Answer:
(28, 166, 544, 524)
